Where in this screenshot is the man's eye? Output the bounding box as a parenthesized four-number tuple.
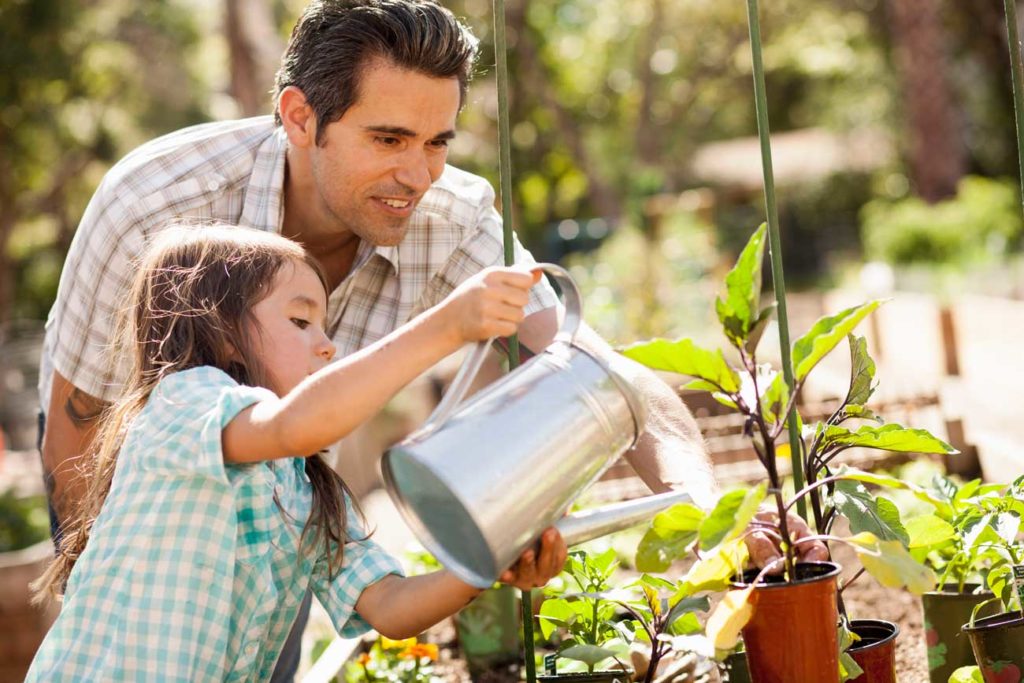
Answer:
(376, 136, 400, 147)
(429, 139, 449, 149)
(291, 318, 310, 330)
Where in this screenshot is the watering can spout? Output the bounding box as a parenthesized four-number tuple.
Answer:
(554, 490, 694, 547)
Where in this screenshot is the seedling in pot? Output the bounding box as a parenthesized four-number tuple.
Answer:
(621, 223, 956, 679)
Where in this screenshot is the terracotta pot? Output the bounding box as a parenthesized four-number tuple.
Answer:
(737, 561, 842, 683)
(0, 539, 58, 682)
(848, 619, 899, 683)
(962, 611, 1024, 683)
(922, 585, 998, 682)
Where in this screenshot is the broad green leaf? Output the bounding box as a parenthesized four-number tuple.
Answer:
(823, 424, 956, 455)
(845, 335, 877, 406)
(559, 644, 618, 667)
(705, 586, 756, 651)
(666, 595, 711, 628)
(635, 503, 704, 572)
(744, 303, 776, 355)
(682, 539, 749, 593)
(715, 223, 767, 347)
(792, 301, 881, 382)
(759, 373, 789, 424)
(992, 512, 1021, 545)
(847, 532, 937, 594)
(832, 480, 909, 544)
(620, 338, 740, 393)
(842, 404, 883, 423)
(904, 514, 956, 549)
(987, 563, 1014, 608)
(948, 666, 984, 683)
(699, 484, 767, 551)
(682, 379, 721, 393)
(837, 467, 954, 519)
(668, 611, 703, 636)
(538, 599, 575, 640)
(839, 652, 864, 682)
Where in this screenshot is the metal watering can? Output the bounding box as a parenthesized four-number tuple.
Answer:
(382, 264, 692, 588)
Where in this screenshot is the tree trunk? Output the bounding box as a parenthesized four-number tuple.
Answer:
(887, 0, 966, 202)
(225, 0, 283, 117)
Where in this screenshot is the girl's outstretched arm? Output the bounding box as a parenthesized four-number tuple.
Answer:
(222, 267, 539, 463)
(354, 528, 567, 639)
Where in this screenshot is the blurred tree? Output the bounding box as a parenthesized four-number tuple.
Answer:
(0, 0, 209, 323)
(886, 0, 965, 202)
(226, 0, 283, 116)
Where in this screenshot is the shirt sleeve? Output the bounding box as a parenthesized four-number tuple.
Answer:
(46, 176, 150, 402)
(309, 503, 404, 638)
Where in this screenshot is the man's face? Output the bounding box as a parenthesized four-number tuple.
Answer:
(308, 59, 461, 246)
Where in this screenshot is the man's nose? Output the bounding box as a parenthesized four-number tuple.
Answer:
(393, 149, 436, 196)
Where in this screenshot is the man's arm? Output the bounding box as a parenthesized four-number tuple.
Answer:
(41, 370, 108, 529)
(516, 308, 718, 508)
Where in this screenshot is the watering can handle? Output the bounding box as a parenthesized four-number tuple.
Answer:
(419, 263, 582, 436)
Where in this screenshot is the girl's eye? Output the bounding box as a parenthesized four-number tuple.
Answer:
(291, 318, 310, 330)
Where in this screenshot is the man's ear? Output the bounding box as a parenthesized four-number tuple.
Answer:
(278, 86, 317, 148)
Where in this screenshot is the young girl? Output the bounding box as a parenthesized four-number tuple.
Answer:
(28, 224, 567, 681)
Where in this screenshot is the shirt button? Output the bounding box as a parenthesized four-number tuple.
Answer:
(207, 178, 222, 192)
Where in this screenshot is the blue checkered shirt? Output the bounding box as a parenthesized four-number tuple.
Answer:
(26, 366, 403, 682)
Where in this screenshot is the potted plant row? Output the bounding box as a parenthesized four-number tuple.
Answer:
(620, 223, 957, 682)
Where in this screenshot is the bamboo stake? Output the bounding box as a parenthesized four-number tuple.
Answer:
(744, 0, 807, 520)
(491, 1, 535, 679)
(1005, 0, 1024, 214)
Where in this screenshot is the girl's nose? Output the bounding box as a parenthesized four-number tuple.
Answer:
(317, 334, 337, 363)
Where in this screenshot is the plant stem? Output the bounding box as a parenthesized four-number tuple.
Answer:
(744, 0, 806, 521)
(1005, 0, 1024, 215)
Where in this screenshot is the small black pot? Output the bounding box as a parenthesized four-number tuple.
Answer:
(921, 584, 998, 683)
(961, 610, 1024, 681)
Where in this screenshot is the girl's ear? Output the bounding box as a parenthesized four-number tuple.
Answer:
(224, 340, 242, 363)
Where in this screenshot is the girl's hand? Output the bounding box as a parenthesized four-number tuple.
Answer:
(441, 267, 541, 344)
(499, 528, 569, 590)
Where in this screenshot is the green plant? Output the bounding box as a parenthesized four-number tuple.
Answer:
(861, 176, 1022, 267)
(0, 490, 49, 553)
(619, 223, 956, 673)
(538, 549, 630, 674)
(343, 636, 441, 683)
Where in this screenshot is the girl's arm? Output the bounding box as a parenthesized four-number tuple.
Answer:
(354, 528, 567, 639)
(222, 267, 539, 463)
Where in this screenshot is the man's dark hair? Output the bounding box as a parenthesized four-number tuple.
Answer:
(274, 0, 479, 144)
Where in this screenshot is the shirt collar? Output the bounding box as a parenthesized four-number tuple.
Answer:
(240, 126, 288, 233)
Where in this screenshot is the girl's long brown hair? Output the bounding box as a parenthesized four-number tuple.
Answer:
(34, 224, 358, 603)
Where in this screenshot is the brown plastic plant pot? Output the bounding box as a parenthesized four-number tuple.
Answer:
(962, 610, 1024, 683)
(921, 585, 998, 683)
(848, 619, 899, 683)
(736, 561, 843, 683)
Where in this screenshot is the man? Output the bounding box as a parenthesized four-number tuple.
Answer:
(39, 1, 818, 679)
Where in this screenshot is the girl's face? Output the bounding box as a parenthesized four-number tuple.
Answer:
(248, 260, 335, 395)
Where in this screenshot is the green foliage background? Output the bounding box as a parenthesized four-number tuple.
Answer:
(1, 0, 1020, 330)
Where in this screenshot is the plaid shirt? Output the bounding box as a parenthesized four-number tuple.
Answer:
(39, 115, 557, 408)
(27, 367, 402, 682)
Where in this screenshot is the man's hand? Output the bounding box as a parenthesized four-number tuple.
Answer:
(745, 508, 829, 574)
(499, 527, 569, 590)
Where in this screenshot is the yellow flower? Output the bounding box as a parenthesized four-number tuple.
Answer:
(357, 653, 371, 666)
(400, 643, 439, 661)
(381, 636, 417, 650)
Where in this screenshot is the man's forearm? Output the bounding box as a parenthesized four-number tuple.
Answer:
(42, 371, 107, 528)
